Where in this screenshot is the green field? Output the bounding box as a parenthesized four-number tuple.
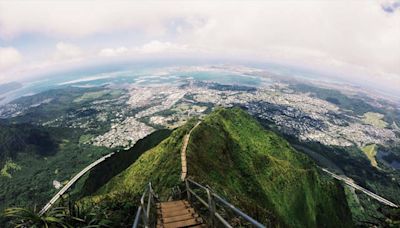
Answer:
(74, 89, 124, 103)
(361, 144, 378, 167)
(362, 112, 388, 129)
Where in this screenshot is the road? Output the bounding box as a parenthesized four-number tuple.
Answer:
(321, 168, 398, 208)
(181, 121, 201, 181)
(39, 152, 115, 215)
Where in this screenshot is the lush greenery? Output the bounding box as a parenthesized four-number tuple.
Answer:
(1, 161, 21, 178)
(4, 201, 113, 227)
(74, 108, 353, 227)
(362, 112, 388, 129)
(87, 119, 197, 198)
(185, 108, 352, 227)
(281, 133, 400, 226)
(0, 86, 137, 227)
(0, 122, 58, 165)
(361, 144, 378, 167)
(0, 124, 111, 227)
(78, 129, 172, 197)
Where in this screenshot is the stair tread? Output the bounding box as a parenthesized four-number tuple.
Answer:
(160, 203, 189, 210)
(162, 208, 195, 218)
(157, 200, 205, 227)
(162, 218, 201, 228)
(162, 213, 200, 224)
(161, 200, 188, 205)
(161, 206, 190, 213)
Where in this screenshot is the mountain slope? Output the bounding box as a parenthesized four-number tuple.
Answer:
(78, 129, 172, 197)
(83, 108, 352, 227)
(0, 122, 58, 165)
(186, 108, 352, 227)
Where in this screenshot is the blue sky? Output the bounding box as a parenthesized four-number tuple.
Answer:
(0, 0, 399, 94)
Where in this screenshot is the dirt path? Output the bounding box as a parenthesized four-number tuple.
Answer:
(181, 121, 201, 181)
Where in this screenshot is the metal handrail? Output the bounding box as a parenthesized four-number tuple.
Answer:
(213, 193, 265, 228)
(132, 182, 156, 228)
(185, 179, 265, 228)
(132, 206, 142, 228)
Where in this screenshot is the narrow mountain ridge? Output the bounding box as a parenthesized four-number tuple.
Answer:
(82, 108, 353, 227)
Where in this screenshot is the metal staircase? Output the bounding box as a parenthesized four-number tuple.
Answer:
(132, 179, 265, 228)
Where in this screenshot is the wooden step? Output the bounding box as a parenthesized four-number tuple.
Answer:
(160, 206, 189, 214)
(159, 200, 188, 206)
(162, 213, 200, 224)
(162, 218, 201, 228)
(162, 208, 195, 218)
(160, 203, 189, 211)
(157, 200, 206, 227)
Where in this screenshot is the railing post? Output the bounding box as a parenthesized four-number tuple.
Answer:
(185, 179, 191, 202)
(206, 187, 216, 227)
(141, 197, 148, 227)
(145, 183, 153, 228)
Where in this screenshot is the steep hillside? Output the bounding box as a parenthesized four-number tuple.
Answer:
(83, 108, 353, 227)
(88, 120, 198, 199)
(77, 129, 172, 197)
(186, 108, 352, 227)
(0, 122, 58, 165)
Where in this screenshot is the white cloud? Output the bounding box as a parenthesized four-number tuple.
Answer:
(0, 1, 175, 39)
(54, 42, 82, 60)
(135, 40, 189, 54)
(98, 41, 192, 57)
(0, 1, 399, 93)
(98, 47, 128, 57)
(0, 47, 22, 70)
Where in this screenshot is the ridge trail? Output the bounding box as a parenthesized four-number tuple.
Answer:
(181, 121, 201, 181)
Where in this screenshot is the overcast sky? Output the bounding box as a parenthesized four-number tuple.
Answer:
(0, 0, 399, 93)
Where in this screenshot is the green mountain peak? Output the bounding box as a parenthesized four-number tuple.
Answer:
(82, 108, 353, 227)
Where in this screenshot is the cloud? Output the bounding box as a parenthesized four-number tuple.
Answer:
(135, 40, 189, 54)
(0, 1, 177, 39)
(54, 42, 82, 60)
(98, 41, 192, 57)
(98, 47, 128, 57)
(0, 1, 399, 94)
(0, 47, 22, 70)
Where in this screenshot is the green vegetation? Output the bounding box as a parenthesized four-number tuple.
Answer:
(361, 144, 378, 167)
(290, 83, 400, 127)
(78, 134, 93, 144)
(77, 108, 352, 227)
(0, 86, 132, 227)
(186, 108, 352, 227)
(9, 87, 100, 123)
(0, 160, 21, 178)
(73, 89, 124, 103)
(0, 125, 111, 227)
(8, 87, 126, 135)
(4, 202, 112, 228)
(291, 83, 381, 115)
(78, 129, 172, 197)
(282, 133, 400, 226)
(87, 120, 196, 199)
(362, 112, 388, 129)
(0, 122, 58, 165)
